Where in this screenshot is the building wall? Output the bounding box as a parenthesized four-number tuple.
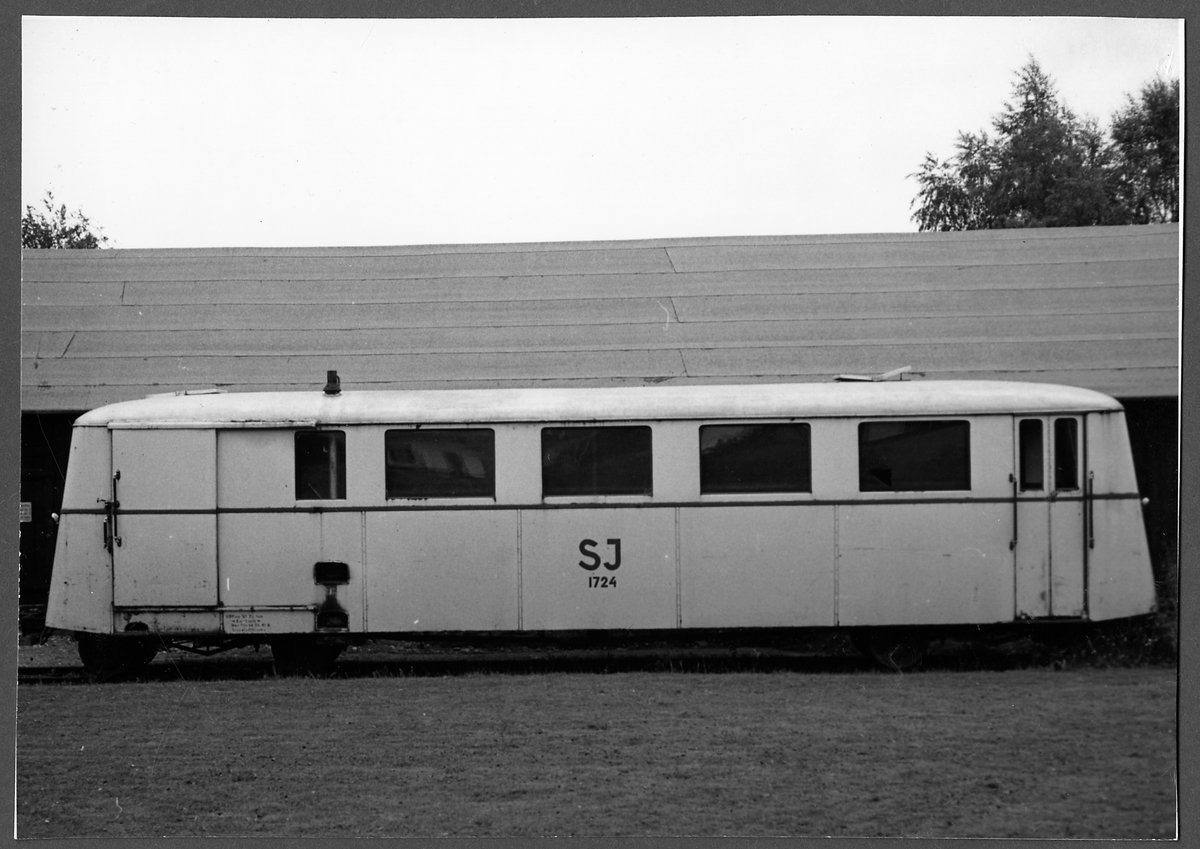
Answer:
(22, 225, 1178, 409)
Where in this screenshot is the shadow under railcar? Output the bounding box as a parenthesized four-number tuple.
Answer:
(23, 624, 1168, 684)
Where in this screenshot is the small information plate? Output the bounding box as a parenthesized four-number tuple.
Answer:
(19, 502, 31, 523)
(223, 611, 273, 634)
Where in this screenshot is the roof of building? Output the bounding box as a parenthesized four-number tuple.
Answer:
(22, 223, 1179, 411)
(76, 380, 1123, 428)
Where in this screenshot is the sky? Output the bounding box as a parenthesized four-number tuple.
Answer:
(21, 15, 1182, 250)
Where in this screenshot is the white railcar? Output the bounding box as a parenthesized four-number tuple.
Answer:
(46, 377, 1157, 675)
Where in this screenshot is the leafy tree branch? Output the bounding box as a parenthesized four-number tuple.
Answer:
(22, 192, 109, 248)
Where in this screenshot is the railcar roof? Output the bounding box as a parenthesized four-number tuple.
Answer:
(75, 380, 1122, 428)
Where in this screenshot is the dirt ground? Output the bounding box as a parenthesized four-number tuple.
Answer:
(15, 648, 1176, 838)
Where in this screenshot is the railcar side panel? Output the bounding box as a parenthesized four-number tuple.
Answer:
(44, 513, 112, 633)
(1086, 413, 1158, 620)
(651, 421, 700, 502)
(1087, 411, 1141, 493)
(836, 503, 1014, 626)
(114, 515, 218, 608)
(679, 506, 836, 628)
(122, 610, 222, 633)
(218, 512, 365, 631)
(494, 426, 541, 503)
(1088, 500, 1158, 619)
(520, 508, 677, 630)
(364, 510, 520, 632)
(218, 514, 334, 606)
(217, 429, 296, 507)
(45, 426, 113, 633)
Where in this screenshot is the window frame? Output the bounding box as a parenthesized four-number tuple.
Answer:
(540, 424, 654, 501)
(383, 427, 497, 501)
(698, 420, 814, 497)
(1053, 417, 1081, 492)
(857, 418, 972, 494)
(1018, 418, 1045, 492)
(294, 429, 347, 501)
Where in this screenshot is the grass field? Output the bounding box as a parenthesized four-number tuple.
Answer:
(17, 665, 1176, 838)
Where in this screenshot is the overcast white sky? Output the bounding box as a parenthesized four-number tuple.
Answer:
(22, 15, 1182, 249)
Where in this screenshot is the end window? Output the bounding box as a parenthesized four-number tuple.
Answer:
(700, 423, 811, 494)
(1019, 419, 1044, 491)
(295, 431, 346, 500)
(1054, 418, 1079, 491)
(385, 429, 495, 499)
(859, 420, 970, 492)
(542, 426, 652, 497)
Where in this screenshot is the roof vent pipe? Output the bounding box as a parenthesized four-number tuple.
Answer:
(324, 370, 341, 395)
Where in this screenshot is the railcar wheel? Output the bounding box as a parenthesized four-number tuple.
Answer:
(270, 636, 344, 676)
(852, 629, 928, 672)
(77, 632, 160, 681)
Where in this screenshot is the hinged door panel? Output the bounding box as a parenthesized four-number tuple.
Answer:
(111, 429, 218, 607)
(1013, 416, 1086, 619)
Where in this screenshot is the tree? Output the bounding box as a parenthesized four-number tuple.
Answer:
(910, 135, 995, 232)
(22, 192, 109, 248)
(911, 58, 1179, 231)
(1108, 77, 1180, 224)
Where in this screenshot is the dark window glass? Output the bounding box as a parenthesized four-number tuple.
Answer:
(542, 426, 652, 496)
(295, 431, 346, 500)
(1019, 419, 1044, 491)
(1054, 418, 1079, 490)
(700, 423, 811, 494)
(385, 429, 495, 498)
(858, 420, 970, 492)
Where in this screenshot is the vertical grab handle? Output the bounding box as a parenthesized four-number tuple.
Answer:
(110, 470, 121, 549)
(1009, 473, 1018, 551)
(1087, 471, 1095, 549)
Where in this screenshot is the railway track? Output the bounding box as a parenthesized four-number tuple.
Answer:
(19, 638, 1080, 683)
(20, 645, 897, 683)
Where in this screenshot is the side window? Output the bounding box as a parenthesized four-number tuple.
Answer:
(385, 429, 495, 498)
(295, 431, 346, 500)
(1054, 418, 1079, 491)
(542, 426, 652, 497)
(858, 420, 970, 492)
(1019, 419, 1044, 491)
(700, 423, 811, 494)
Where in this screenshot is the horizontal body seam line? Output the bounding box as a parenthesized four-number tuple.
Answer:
(97, 410, 1122, 427)
(111, 605, 314, 612)
(61, 492, 1143, 515)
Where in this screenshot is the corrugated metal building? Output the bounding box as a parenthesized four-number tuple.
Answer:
(19, 223, 1180, 630)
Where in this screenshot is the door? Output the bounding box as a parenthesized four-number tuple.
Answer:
(111, 429, 219, 608)
(1013, 416, 1086, 618)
